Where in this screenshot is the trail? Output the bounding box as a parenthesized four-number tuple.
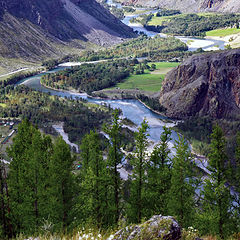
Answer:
(0, 68, 29, 78)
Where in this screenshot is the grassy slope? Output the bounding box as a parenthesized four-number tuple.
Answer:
(115, 73, 164, 92)
(148, 12, 219, 26)
(111, 62, 180, 92)
(206, 28, 240, 37)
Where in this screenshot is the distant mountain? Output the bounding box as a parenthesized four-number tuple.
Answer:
(0, 0, 136, 61)
(118, 0, 240, 13)
(159, 49, 240, 119)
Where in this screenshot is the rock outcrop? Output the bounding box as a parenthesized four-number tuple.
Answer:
(111, 215, 181, 240)
(118, 0, 240, 13)
(0, 0, 136, 61)
(159, 49, 240, 120)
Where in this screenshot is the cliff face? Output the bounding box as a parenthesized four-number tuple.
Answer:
(159, 49, 240, 119)
(0, 0, 136, 60)
(118, 0, 240, 13)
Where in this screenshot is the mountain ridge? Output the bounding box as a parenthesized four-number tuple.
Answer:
(0, 0, 136, 61)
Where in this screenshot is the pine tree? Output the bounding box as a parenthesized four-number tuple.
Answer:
(0, 162, 10, 238)
(167, 134, 196, 227)
(104, 109, 123, 225)
(25, 131, 53, 229)
(147, 126, 172, 217)
(128, 119, 149, 223)
(7, 120, 52, 234)
(48, 137, 75, 230)
(77, 130, 110, 227)
(200, 125, 233, 238)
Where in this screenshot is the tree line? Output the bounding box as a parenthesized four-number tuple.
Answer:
(75, 35, 188, 62)
(41, 59, 163, 94)
(0, 85, 112, 144)
(147, 13, 240, 37)
(0, 111, 240, 239)
(41, 60, 134, 94)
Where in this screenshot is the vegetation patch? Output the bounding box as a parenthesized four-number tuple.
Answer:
(206, 28, 240, 37)
(0, 85, 112, 146)
(146, 12, 240, 37)
(74, 35, 188, 62)
(112, 73, 164, 92)
(108, 61, 179, 92)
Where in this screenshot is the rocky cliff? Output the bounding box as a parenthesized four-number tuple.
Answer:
(159, 49, 240, 120)
(118, 0, 240, 13)
(0, 0, 136, 61)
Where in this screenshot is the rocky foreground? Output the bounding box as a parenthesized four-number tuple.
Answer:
(159, 49, 240, 120)
(111, 215, 182, 240)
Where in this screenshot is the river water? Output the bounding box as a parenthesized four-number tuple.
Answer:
(107, 0, 226, 51)
(19, 70, 179, 144)
(15, 0, 239, 200)
(17, 1, 224, 153)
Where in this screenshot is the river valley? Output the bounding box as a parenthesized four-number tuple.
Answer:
(15, 0, 218, 172)
(107, 0, 227, 51)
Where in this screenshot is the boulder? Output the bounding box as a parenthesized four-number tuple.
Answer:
(111, 215, 181, 240)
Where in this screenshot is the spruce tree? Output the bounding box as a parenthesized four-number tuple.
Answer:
(200, 125, 233, 238)
(167, 134, 196, 227)
(7, 120, 52, 234)
(128, 119, 149, 223)
(48, 136, 75, 230)
(104, 109, 123, 225)
(147, 126, 172, 217)
(0, 161, 11, 238)
(78, 130, 109, 227)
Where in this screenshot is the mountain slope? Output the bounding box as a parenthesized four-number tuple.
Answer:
(159, 49, 240, 119)
(0, 0, 136, 61)
(118, 0, 240, 13)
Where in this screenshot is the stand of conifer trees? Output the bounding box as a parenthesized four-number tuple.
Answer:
(0, 115, 240, 239)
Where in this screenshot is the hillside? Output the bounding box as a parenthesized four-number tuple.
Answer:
(118, 0, 240, 13)
(159, 49, 240, 119)
(0, 0, 136, 62)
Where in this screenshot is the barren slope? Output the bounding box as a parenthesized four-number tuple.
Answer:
(118, 0, 240, 13)
(0, 0, 136, 61)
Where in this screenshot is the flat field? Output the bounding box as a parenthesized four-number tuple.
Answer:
(206, 28, 240, 37)
(111, 62, 180, 92)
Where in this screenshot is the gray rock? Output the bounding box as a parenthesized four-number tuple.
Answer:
(111, 215, 181, 240)
(159, 49, 240, 120)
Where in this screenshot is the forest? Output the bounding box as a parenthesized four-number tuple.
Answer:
(0, 85, 112, 144)
(41, 59, 164, 93)
(41, 59, 134, 94)
(160, 13, 240, 36)
(74, 35, 188, 62)
(0, 114, 240, 239)
(41, 36, 190, 71)
(146, 13, 240, 36)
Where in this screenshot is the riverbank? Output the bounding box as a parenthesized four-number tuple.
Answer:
(206, 33, 240, 48)
(52, 122, 79, 152)
(41, 78, 175, 125)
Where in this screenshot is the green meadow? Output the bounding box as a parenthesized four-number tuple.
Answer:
(206, 28, 240, 37)
(112, 62, 180, 92)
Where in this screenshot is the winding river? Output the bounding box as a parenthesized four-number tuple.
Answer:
(16, 0, 221, 172)
(13, 0, 238, 201)
(18, 69, 179, 144)
(16, 1, 220, 165)
(107, 0, 227, 51)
